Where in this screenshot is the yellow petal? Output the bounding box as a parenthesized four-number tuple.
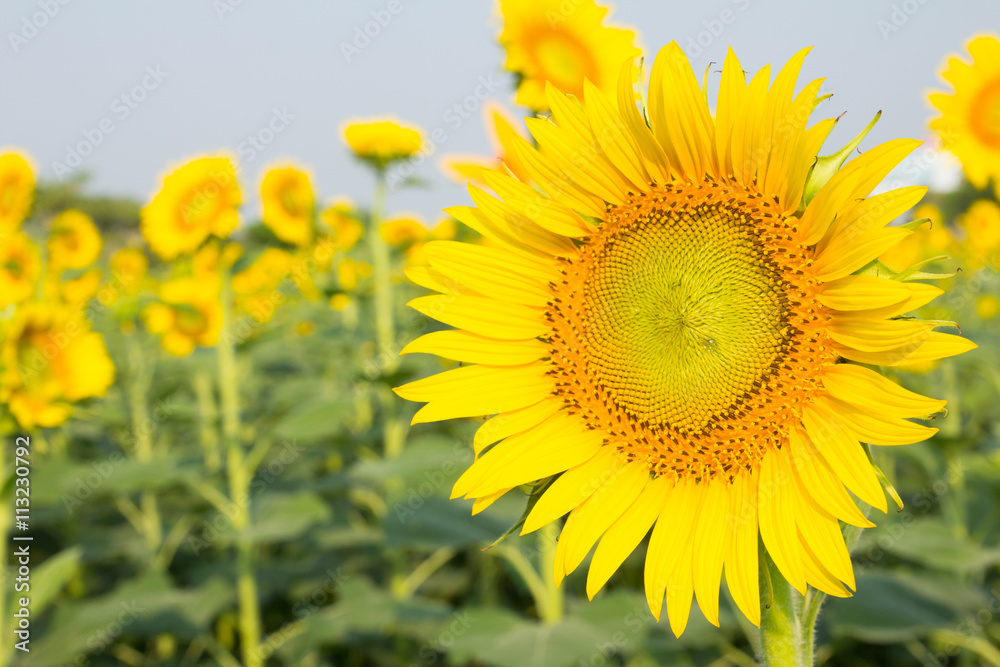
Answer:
(822, 363, 946, 418)
(407, 294, 547, 340)
(425, 240, 554, 306)
(473, 398, 564, 456)
(616, 59, 672, 182)
(724, 471, 760, 627)
(587, 475, 671, 599)
(522, 446, 619, 534)
(481, 170, 594, 237)
(833, 331, 976, 367)
(401, 330, 548, 366)
(691, 479, 730, 627)
(714, 47, 747, 176)
(827, 316, 934, 352)
(813, 227, 912, 281)
(395, 363, 553, 424)
(472, 487, 512, 515)
(645, 479, 698, 621)
(583, 79, 651, 189)
(758, 446, 807, 594)
(822, 395, 938, 446)
(788, 426, 873, 528)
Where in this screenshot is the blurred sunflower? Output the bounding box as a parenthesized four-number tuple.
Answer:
(261, 164, 315, 247)
(380, 215, 427, 247)
(321, 198, 364, 251)
(109, 247, 150, 296)
(930, 35, 1000, 198)
(142, 156, 241, 260)
(0, 151, 34, 235)
(343, 119, 423, 168)
(499, 0, 640, 111)
(0, 232, 41, 307)
(48, 209, 102, 270)
(956, 199, 1000, 270)
(0, 302, 115, 429)
(231, 248, 293, 323)
(142, 276, 223, 356)
(396, 44, 976, 635)
(60, 268, 102, 307)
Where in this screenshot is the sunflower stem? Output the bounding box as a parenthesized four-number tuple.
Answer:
(368, 174, 396, 370)
(538, 523, 563, 624)
(217, 273, 262, 667)
(758, 549, 808, 666)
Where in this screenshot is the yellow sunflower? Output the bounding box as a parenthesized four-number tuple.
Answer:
(261, 164, 315, 247)
(879, 204, 955, 272)
(48, 209, 102, 270)
(0, 302, 115, 429)
(141, 156, 241, 260)
(442, 102, 532, 185)
(142, 276, 223, 356)
(380, 215, 427, 247)
(320, 198, 364, 251)
(0, 232, 41, 307)
(60, 268, 102, 307)
(0, 151, 34, 236)
(499, 0, 640, 111)
(343, 118, 423, 168)
(395, 44, 976, 635)
(231, 248, 293, 323)
(109, 247, 150, 297)
(930, 35, 1000, 198)
(956, 199, 1000, 270)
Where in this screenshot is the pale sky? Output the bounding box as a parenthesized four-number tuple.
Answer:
(2, 1, 998, 224)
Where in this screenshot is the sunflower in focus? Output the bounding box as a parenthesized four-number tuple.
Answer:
(261, 164, 315, 247)
(499, 0, 640, 111)
(0, 232, 41, 307)
(142, 156, 241, 260)
(0, 151, 34, 235)
(396, 44, 976, 635)
(343, 119, 423, 168)
(48, 209, 102, 270)
(0, 303, 115, 429)
(321, 198, 364, 251)
(142, 276, 223, 356)
(930, 35, 1000, 198)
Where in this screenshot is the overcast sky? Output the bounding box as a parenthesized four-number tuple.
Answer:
(2, 1, 998, 224)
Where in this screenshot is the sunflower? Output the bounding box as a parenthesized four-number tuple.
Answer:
(142, 276, 223, 356)
(60, 268, 102, 307)
(261, 164, 315, 247)
(956, 199, 1000, 270)
(395, 44, 976, 635)
(141, 156, 241, 260)
(499, 0, 640, 112)
(442, 103, 532, 185)
(879, 204, 955, 272)
(109, 248, 150, 296)
(380, 215, 428, 247)
(343, 119, 423, 168)
(47, 209, 102, 270)
(231, 248, 293, 323)
(320, 198, 364, 252)
(0, 151, 34, 235)
(0, 232, 41, 307)
(930, 35, 1000, 198)
(0, 302, 115, 429)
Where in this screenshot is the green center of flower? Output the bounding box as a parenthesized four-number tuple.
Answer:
(579, 201, 789, 433)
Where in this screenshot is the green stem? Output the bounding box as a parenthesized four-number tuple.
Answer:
(758, 548, 807, 666)
(368, 175, 396, 369)
(218, 274, 262, 667)
(126, 335, 163, 560)
(194, 369, 221, 473)
(538, 523, 563, 624)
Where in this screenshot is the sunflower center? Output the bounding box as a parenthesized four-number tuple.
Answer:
(547, 180, 833, 482)
(581, 201, 788, 433)
(970, 77, 1000, 149)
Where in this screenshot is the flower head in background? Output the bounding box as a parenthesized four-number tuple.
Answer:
(0, 232, 41, 308)
(60, 268, 103, 307)
(109, 248, 151, 297)
(956, 199, 1000, 270)
(321, 198, 364, 252)
(380, 215, 427, 247)
(232, 248, 293, 323)
(141, 156, 241, 261)
(343, 118, 423, 170)
(930, 35, 1000, 198)
(396, 43, 975, 635)
(499, 0, 640, 111)
(142, 276, 223, 356)
(0, 303, 115, 429)
(261, 164, 315, 247)
(48, 209, 102, 271)
(0, 151, 35, 236)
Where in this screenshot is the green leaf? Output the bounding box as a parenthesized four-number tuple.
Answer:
(28, 546, 83, 618)
(248, 492, 332, 544)
(272, 397, 353, 443)
(802, 111, 881, 207)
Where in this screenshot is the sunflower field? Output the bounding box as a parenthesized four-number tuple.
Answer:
(1, 3, 1000, 666)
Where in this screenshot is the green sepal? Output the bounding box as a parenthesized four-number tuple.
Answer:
(480, 476, 555, 551)
(802, 111, 882, 208)
(862, 443, 904, 512)
(852, 256, 958, 282)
